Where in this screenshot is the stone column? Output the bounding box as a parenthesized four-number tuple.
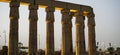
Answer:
(87, 13, 96, 55)
(28, 4, 38, 55)
(61, 9, 71, 55)
(69, 12, 74, 55)
(75, 11, 86, 55)
(8, 1, 20, 55)
(45, 6, 55, 55)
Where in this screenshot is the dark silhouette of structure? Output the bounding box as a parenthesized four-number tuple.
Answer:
(0, 0, 96, 55)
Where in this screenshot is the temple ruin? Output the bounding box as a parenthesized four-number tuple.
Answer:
(0, 0, 97, 55)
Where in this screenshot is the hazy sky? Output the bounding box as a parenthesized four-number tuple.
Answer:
(0, 0, 120, 50)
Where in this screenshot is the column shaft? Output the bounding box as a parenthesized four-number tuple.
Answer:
(61, 9, 71, 55)
(69, 12, 74, 55)
(28, 5, 38, 55)
(75, 12, 86, 55)
(9, 1, 20, 55)
(45, 6, 55, 55)
(87, 14, 96, 55)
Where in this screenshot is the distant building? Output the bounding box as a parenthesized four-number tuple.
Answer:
(113, 47, 120, 55)
(19, 46, 28, 55)
(37, 49, 45, 55)
(0, 46, 8, 55)
(0, 50, 2, 55)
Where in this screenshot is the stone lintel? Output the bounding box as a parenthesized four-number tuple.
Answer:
(0, 0, 92, 13)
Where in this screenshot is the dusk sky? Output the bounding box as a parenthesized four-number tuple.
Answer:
(0, 0, 120, 51)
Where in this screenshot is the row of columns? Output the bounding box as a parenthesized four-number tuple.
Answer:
(8, 1, 96, 55)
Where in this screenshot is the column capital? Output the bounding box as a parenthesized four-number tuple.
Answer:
(28, 5, 38, 21)
(61, 8, 70, 14)
(69, 12, 74, 19)
(9, 2, 20, 7)
(45, 6, 55, 23)
(74, 8, 83, 16)
(29, 5, 38, 10)
(87, 12, 95, 18)
(9, 2, 20, 20)
(61, 8, 70, 24)
(45, 6, 55, 12)
(75, 12, 85, 26)
(87, 13, 95, 26)
(75, 11, 83, 16)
